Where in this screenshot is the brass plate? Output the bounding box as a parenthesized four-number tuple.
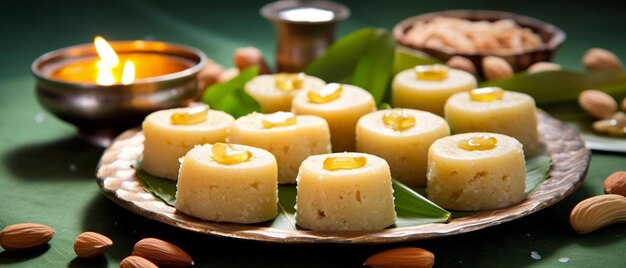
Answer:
(96, 112, 589, 244)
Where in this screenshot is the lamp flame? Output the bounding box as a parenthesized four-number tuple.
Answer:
(94, 36, 135, 85)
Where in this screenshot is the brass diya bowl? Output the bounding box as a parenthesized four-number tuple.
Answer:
(393, 10, 566, 74)
(32, 40, 207, 146)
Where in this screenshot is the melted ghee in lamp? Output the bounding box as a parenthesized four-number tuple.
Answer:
(212, 143, 252, 165)
(470, 87, 504, 102)
(170, 105, 210, 125)
(458, 134, 498, 151)
(275, 73, 305, 91)
(382, 108, 416, 131)
(414, 64, 449, 81)
(307, 83, 343, 104)
(262, 112, 297, 128)
(323, 156, 366, 171)
(50, 53, 190, 83)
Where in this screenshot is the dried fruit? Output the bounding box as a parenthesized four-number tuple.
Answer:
(364, 247, 435, 268)
(604, 171, 626, 196)
(0, 223, 55, 251)
(582, 48, 623, 71)
(593, 112, 626, 136)
(527, 61, 561, 73)
(216, 67, 240, 83)
(234, 46, 271, 74)
(74, 231, 113, 259)
(570, 194, 626, 234)
(482, 56, 513, 81)
(622, 97, 626, 112)
(121, 256, 158, 268)
(446, 56, 477, 76)
(578, 90, 617, 119)
(197, 60, 224, 92)
(132, 238, 194, 267)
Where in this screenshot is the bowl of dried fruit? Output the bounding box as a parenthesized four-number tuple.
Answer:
(393, 10, 566, 77)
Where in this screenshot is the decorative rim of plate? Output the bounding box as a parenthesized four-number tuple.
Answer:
(96, 112, 589, 244)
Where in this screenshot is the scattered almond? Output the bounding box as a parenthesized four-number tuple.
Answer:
(482, 56, 513, 81)
(592, 112, 626, 136)
(364, 247, 434, 268)
(121, 256, 159, 268)
(0, 223, 55, 251)
(604, 171, 626, 197)
(234, 47, 271, 74)
(527, 61, 562, 73)
(621, 97, 626, 112)
(197, 60, 224, 92)
(582, 48, 623, 71)
(74, 231, 113, 258)
(216, 67, 240, 83)
(446, 56, 477, 76)
(132, 238, 193, 267)
(578, 89, 617, 119)
(570, 194, 626, 234)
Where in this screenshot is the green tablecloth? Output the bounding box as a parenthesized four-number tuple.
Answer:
(1, 0, 625, 267)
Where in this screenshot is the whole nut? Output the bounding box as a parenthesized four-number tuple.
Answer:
(578, 89, 617, 119)
(74, 231, 113, 258)
(604, 171, 626, 196)
(216, 67, 240, 83)
(132, 238, 194, 267)
(234, 47, 271, 74)
(482, 56, 513, 81)
(0, 223, 55, 251)
(622, 97, 626, 112)
(364, 247, 434, 268)
(446, 56, 477, 76)
(527, 61, 562, 73)
(570, 194, 626, 234)
(121, 256, 159, 268)
(582, 48, 623, 71)
(197, 60, 224, 92)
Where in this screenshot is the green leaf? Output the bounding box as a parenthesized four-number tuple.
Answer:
(304, 28, 395, 105)
(304, 28, 375, 83)
(201, 66, 261, 118)
(392, 179, 451, 227)
(480, 70, 626, 106)
(351, 29, 395, 104)
(393, 46, 442, 74)
(135, 163, 176, 206)
(525, 155, 552, 194)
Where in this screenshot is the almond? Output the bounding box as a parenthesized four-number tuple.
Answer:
(234, 47, 271, 74)
(197, 60, 224, 92)
(604, 171, 626, 196)
(578, 89, 617, 119)
(482, 56, 513, 81)
(621, 97, 626, 112)
(582, 48, 623, 71)
(216, 67, 240, 83)
(446, 56, 477, 76)
(364, 247, 434, 268)
(121, 256, 159, 268)
(0, 223, 55, 251)
(570, 194, 626, 234)
(132, 238, 193, 267)
(74, 231, 113, 258)
(527, 61, 562, 73)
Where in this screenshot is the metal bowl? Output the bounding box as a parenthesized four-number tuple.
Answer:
(393, 10, 566, 74)
(32, 40, 207, 146)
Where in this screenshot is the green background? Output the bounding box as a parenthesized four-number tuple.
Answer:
(1, 0, 625, 267)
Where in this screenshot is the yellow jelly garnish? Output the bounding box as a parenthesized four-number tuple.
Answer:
(382, 108, 416, 131)
(307, 83, 343, 104)
(470, 87, 504, 102)
(170, 105, 209, 125)
(275, 72, 306, 91)
(323, 156, 367, 171)
(211, 143, 252, 165)
(262, 112, 297, 128)
(415, 64, 449, 81)
(458, 134, 498, 151)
